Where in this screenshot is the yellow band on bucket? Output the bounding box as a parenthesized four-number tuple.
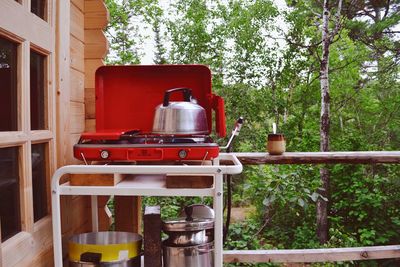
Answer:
(69, 242, 141, 262)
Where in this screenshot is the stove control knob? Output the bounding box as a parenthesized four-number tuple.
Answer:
(100, 150, 109, 159)
(178, 149, 188, 159)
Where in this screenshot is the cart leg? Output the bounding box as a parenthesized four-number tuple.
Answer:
(91, 195, 99, 232)
(213, 158, 223, 267)
(51, 189, 63, 266)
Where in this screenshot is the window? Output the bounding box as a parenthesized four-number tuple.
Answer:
(30, 51, 46, 130)
(31, 0, 46, 20)
(0, 147, 21, 241)
(0, 37, 18, 131)
(32, 143, 48, 222)
(0, 0, 55, 248)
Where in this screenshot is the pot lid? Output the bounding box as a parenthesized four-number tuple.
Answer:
(163, 204, 215, 231)
(178, 204, 214, 219)
(163, 217, 214, 232)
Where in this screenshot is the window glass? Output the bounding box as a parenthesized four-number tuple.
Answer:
(0, 147, 20, 241)
(31, 0, 46, 20)
(30, 51, 46, 130)
(32, 143, 47, 222)
(0, 37, 18, 131)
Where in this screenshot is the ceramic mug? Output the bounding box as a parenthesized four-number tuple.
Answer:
(267, 134, 286, 155)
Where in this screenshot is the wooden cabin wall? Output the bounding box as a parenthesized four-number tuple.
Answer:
(57, 0, 108, 262)
(84, 0, 108, 132)
(56, 0, 93, 263)
(84, 0, 110, 231)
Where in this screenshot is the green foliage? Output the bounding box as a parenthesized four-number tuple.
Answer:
(142, 196, 212, 220)
(105, 0, 163, 64)
(224, 221, 280, 267)
(105, 0, 400, 264)
(330, 165, 400, 246)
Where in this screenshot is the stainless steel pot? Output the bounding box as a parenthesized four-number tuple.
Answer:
(162, 241, 214, 267)
(162, 205, 215, 267)
(152, 88, 208, 135)
(163, 205, 214, 246)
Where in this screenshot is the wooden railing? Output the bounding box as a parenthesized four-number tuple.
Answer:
(235, 151, 400, 165)
(223, 152, 400, 264)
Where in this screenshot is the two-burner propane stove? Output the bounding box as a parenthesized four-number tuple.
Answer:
(74, 130, 220, 162)
(73, 65, 230, 163)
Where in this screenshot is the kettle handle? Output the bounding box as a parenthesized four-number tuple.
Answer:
(163, 88, 192, 107)
(212, 95, 226, 138)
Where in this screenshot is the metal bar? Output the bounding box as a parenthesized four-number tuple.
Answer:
(59, 186, 214, 197)
(51, 154, 242, 177)
(213, 157, 223, 267)
(51, 171, 63, 267)
(52, 164, 239, 175)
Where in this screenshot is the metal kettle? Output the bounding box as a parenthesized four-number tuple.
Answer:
(152, 88, 208, 135)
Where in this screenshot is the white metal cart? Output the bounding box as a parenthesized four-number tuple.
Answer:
(51, 153, 242, 267)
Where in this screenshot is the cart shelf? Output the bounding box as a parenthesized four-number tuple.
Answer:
(51, 153, 242, 267)
(59, 175, 214, 197)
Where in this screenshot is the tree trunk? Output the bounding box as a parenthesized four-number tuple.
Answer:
(271, 76, 280, 127)
(317, 0, 332, 244)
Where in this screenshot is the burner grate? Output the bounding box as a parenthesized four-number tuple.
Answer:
(80, 134, 214, 145)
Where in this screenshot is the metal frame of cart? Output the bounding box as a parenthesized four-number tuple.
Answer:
(51, 153, 243, 267)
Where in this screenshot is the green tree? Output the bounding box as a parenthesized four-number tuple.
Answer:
(105, 0, 163, 64)
(153, 17, 167, 64)
(104, 0, 400, 257)
(105, 0, 141, 64)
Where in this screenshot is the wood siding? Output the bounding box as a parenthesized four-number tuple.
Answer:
(54, 0, 92, 264)
(56, 0, 108, 263)
(84, 0, 108, 132)
(83, 0, 110, 232)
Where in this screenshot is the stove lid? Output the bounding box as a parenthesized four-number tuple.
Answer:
(95, 65, 226, 137)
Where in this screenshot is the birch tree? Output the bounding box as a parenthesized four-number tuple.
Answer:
(317, 0, 343, 244)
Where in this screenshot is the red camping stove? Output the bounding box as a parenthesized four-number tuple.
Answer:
(74, 65, 226, 162)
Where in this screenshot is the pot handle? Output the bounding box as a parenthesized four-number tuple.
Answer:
(163, 88, 192, 107)
(196, 246, 214, 253)
(79, 252, 102, 265)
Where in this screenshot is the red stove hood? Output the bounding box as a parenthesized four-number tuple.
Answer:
(95, 65, 226, 137)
